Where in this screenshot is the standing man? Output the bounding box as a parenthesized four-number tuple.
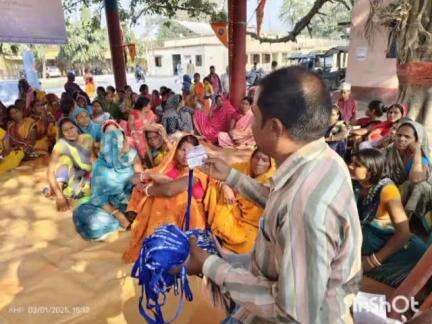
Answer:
(64, 72, 85, 98)
(207, 65, 222, 96)
(189, 67, 362, 323)
(186, 59, 195, 77)
(337, 82, 358, 123)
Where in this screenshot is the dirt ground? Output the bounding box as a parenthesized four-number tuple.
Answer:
(0, 145, 251, 323)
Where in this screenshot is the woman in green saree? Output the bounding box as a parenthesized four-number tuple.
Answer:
(47, 118, 94, 211)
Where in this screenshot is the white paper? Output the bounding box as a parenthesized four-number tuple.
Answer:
(186, 145, 208, 169)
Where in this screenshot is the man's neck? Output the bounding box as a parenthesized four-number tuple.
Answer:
(273, 141, 307, 166)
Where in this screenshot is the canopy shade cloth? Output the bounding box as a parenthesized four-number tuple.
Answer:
(0, 0, 66, 44)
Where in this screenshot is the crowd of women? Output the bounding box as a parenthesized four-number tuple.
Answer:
(1, 72, 432, 295)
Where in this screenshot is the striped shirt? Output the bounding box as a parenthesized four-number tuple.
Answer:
(203, 138, 362, 323)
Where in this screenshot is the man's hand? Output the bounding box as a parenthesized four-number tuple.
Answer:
(199, 157, 231, 181)
(185, 237, 210, 276)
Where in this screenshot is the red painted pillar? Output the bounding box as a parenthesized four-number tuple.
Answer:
(229, 0, 247, 108)
(105, 0, 127, 90)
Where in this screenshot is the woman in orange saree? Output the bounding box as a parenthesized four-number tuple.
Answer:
(191, 73, 211, 113)
(123, 134, 209, 263)
(205, 150, 275, 253)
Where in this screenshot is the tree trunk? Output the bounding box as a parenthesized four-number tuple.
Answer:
(397, 62, 432, 137)
(395, 0, 432, 138)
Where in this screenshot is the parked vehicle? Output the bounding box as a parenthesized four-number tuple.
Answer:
(46, 66, 61, 78)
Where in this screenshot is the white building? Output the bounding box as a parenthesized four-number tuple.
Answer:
(147, 21, 348, 77)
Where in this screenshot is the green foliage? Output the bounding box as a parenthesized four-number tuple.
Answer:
(210, 11, 228, 23)
(280, 0, 352, 38)
(57, 6, 108, 72)
(157, 20, 198, 41)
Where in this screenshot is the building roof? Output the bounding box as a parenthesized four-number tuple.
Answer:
(174, 20, 214, 36)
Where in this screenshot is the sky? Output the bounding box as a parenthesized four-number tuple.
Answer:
(114, 0, 287, 37)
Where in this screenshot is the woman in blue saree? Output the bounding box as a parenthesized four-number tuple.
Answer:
(72, 107, 102, 142)
(73, 120, 143, 240)
(350, 148, 427, 287)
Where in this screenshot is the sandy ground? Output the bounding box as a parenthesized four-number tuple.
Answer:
(0, 145, 251, 324)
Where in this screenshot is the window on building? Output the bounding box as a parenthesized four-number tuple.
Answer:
(252, 54, 260, 64)
(195, 55, 202, 67)
(263, 54, 271, 64)
(155, 56, 162, 67)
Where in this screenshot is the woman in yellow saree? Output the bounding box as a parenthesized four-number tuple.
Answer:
(123, 134, 209, 263)
(5, 105, 38, 159)
(205, 149, 276, 254)
(0, 127, 25, 174)
(30, 99, 57, 154)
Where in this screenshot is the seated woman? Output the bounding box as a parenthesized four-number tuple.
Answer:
(47, 118, 94, 211)
(191, 73, 211, 113)
(352, 100, 385, 128)
(205, 150, 275, 253)
(143, 123, 172, 168)
(5, 105, 38, 159)
(325, 105, 349, 157)
(356, 104, 404, 150)
(350, 148, 427, 287)
(75, 92, 93, 115)
(30, 99, 57, 154)
(385, 118, 432, 234)
(123, 134, 209, 263)
(194, 95, 240, 144)
(73, 121, 143, 240)
(92, 100, 111, 124)
(218, 96, 255, 149)
(72, 107, 102, 142)
(45, 93, 62, 121)
(122, 96, 157, 159)
(0, 127, 25, 174)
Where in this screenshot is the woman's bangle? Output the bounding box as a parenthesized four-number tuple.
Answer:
(365, 256, 376, 269)
(145, 185, 153, 197)
(371, 253, 382, 267)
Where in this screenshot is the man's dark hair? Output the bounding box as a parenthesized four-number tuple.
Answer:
(354, 148, 387, 184)
(257, 66, 332, 142)
(107, 86, 115, 93)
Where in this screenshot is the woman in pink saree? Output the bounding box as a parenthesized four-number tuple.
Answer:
(218, 96, 255, 149)
(193, 95, 240, 144)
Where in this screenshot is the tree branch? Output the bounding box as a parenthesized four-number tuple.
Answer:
(248, 0, 333, 43)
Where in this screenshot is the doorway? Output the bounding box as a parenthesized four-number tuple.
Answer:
(172, 54, 181, 75)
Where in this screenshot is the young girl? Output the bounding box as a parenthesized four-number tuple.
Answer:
(349, 148, 426, 287)
(325, 105, 349, 157)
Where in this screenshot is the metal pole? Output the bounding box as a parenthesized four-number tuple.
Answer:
(104, 0, 127, 90)
(228, 0, 247, 108)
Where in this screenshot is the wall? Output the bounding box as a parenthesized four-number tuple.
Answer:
(346, 0, 399, 103)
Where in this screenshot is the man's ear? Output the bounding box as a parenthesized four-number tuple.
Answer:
(269, 118, 285, 138)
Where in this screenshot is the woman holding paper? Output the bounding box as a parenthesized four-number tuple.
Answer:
(205, 149, 276, 253)
(123, 134, 209, 263)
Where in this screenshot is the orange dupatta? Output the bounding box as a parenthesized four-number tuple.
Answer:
(204, 155, 276, 254)
(123, 135, 209, 263)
